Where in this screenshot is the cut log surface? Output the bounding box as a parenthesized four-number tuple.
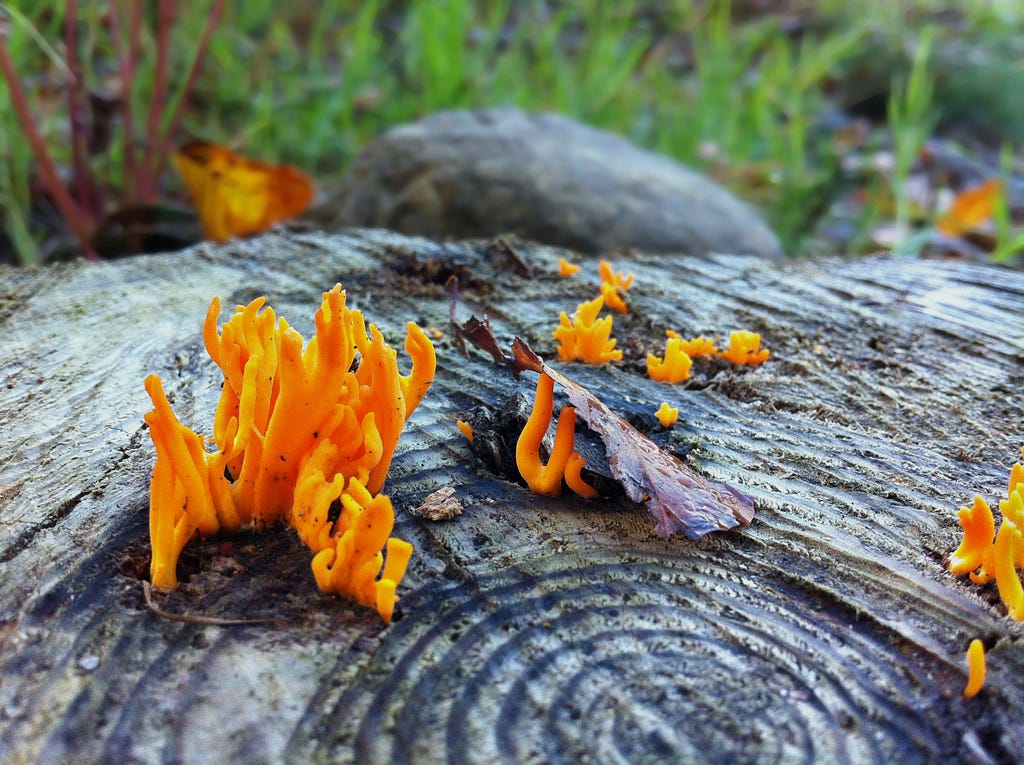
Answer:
(0, 230, 1022, 765)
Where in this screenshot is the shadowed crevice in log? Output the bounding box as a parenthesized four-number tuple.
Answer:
(0, 230, 1022, 764)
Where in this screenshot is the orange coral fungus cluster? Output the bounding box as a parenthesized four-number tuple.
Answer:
(598, 259, 634, 314)
(647, 331, 694, 383)
(647, 330, 769, 383)
(948, 449, 1024, 621)
(719, 330, 770, 365)
(550, 259, 635, 363)
(676, 334, 718, 357)
(553, 295, 623, 364)
(516, 374, 598, 498)
(144, 285, 435, 623)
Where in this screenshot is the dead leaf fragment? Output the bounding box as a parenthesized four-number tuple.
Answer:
(172, 142, 315, 243)
(937, 179, 1002, 237)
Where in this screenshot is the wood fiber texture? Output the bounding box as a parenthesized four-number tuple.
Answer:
(0, 231, 1022, 765)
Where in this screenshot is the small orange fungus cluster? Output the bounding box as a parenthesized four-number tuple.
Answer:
(719, 330, 770, 365)
(598, 259, 634, 314)
(948, 448, 1024, 621)
(144, 285, 435, 623)
(516, 374, 599, 499)
(553, 295, 623, 365)
(558, 257, 581, 277)
(964, 639, 986, 698)
(647, 330, 769, 384)
(647, 331, 695, 383)
(551, 259, 636, 363)
(457, 419, 474, 444)
(655, 403, 679, 428)
(676, 334, 718, 357)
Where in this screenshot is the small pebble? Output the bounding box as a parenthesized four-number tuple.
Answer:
(77, 655, 100, 672)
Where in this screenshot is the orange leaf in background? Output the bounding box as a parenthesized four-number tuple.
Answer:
(937, 179, 1002, 237)
(172, 142, 315, 243)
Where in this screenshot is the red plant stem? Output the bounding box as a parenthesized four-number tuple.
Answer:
(161, 0, 224, 148)
(64, 0, 102, 219)
(141, 0, 175, 202)
(0, 38, 95, 257)
(107, 0, 140, 202)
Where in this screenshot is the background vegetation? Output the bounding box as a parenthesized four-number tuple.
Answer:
(2, 0, 1023, 264)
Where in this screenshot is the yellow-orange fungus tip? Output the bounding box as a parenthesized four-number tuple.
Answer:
(964, 639, 986, 698)
(948, 450, 1024, 620)
(719, 331, 770, 366)
(647, 335, 693, 384)
(655, 403, 679, 428)
(553, 295, 623, 365)
(565, 452, 600, 499)
(949, 496, 995, 576)
(144, 285, 435, 622)
(679, 335, 718, 358)
(515, 375, 595, 499)
(457, 419, 474, 444)
(558, 258, 581, 277)
(994, 490, 1024, 620)
(599, 283, 628, 314)
(599, 260, 635, 291)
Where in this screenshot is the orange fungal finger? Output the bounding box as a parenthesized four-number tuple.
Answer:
(559, 257, 581, 277)
(964, 639, 985, 698)
(565, 452, 599, 499)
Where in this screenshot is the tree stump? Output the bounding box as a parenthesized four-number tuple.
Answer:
(0, 231, 1021, 765)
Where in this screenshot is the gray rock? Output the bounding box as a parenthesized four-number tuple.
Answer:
(333, 107, 783, 259)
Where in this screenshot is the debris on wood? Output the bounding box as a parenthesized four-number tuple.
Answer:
(512, 339, 755, 539)
(414, 487, 464, 521)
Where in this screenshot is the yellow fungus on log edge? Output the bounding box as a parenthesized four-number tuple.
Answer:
(647, 331, 693, 383)
(719, 330, 770, 365)
(948, 448, 1024, 621)
(964, 639, 986, 698)
(553, 295, 623, 365)
(655, 403, 679, 428)
(516, 374, 598, 499)
(144, 285, 435, 623)
(599, 259, 634, 291)
(457, 419, 474, 444)
(558, 257, 581, 277)
(672, 332, 718, 358)
(598, 260, 633, 314)
(599, 283, 628, 314)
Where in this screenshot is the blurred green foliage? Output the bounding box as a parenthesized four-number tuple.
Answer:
(2, 0, 1023, 263)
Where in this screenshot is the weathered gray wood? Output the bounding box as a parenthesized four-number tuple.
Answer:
(0, 230, 1022, 765)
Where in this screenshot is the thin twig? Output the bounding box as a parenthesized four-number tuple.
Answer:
(0, 36, 95, 257)
(143, 581, 288, 627)
(161, 0, 224, 149)
(107, 0, 139, 202)
(64, 0, 101, 218)
(141, 0, 175, 201)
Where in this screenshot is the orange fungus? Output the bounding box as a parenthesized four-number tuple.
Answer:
(144, 285, 435, 622)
